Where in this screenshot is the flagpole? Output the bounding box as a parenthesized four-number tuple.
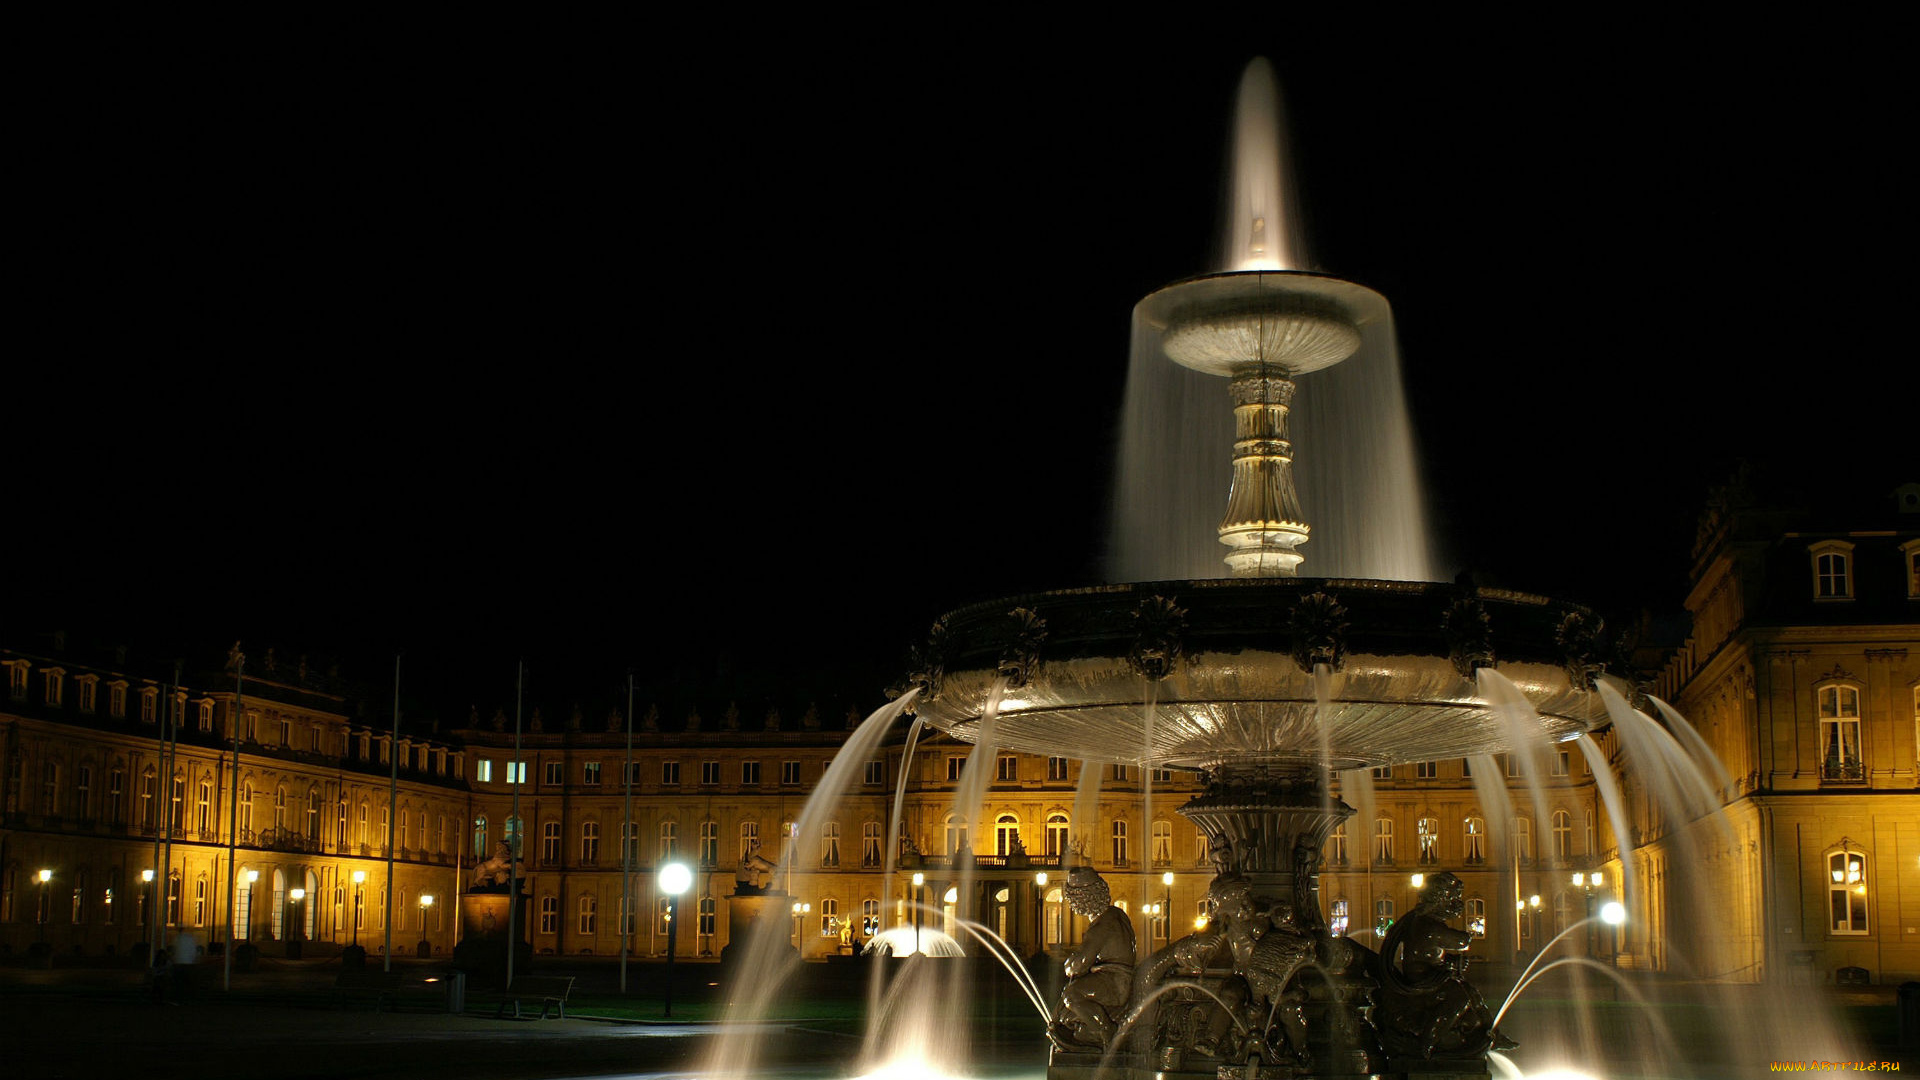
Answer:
(384, 653, 400, 973)
(223, 646, 245, 991)
(506, 660, 522, 989)
(621, 670, 633, 994)
(156, 661, 182, 954)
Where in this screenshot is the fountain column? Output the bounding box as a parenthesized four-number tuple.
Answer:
(1220, 367, 1308, 576)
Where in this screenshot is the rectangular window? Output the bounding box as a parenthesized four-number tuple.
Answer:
(781, 761, 801, 785)
(700, 821, 719, 865)
(864, 759, 885, 786)
(701, 761, 720, 786)
(1113, 764, 1130, 782)
(1506, 755, 1523, 778)
(699, 897, 716, 936)
(76, 766, 92, 819)
(1461, 758, 1472, 778)
(78, 678, 97, 714)
(544, 761, 564, 786)
(140, 691, 157, 724)
(946, 756, 965, 782)
(197, 701, 213, 732)
(506, 761, 526, 784)
(580, 822, 600, 863)
(996, 755, 1018, 781)
(109, 683, 126, 718)
(542, 822, 561, 864)
(661, 760, 681, 786)
(582, 762, 601, 786)
(1829, 851, 1869, 933)
(741, 761, 761, 786)
(540, 896, 558, 935)
(1551, 751, 1570, 777)
(1371, 765, 1392, 780)
(863, 822, 883, 867)
(1820, 684, 1864, 781)
(475, 759, 493, 783)
(1110, 820, 1128, 865)
(43, 668, 64, 707)
(1415, 761, 1438, 779)
(1047, 757, 1069, 781)
(1151, 767, 1173, 783)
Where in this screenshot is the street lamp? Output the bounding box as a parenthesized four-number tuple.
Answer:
(658, 862, 691, 1018)
(419, 894, 434, 943)
(36, 869, 52, 938)
(911, 872, 925, 956)
(1573, 871, 1602, 954)
(1034, 872, 1048, 954)
(351, 870, 367, 947)
(1162, 870, 1174, 936)
(791, 901, 811, 949)
(244, 869, 259, 941)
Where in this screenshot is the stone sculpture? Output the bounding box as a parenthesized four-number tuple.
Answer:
(1370, 871, 1511, 1061)
(468, 841, 513, 890)
(1047, 868, 1135, 1051)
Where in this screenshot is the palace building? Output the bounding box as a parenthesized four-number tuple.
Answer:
(3, 482, 1913, 982)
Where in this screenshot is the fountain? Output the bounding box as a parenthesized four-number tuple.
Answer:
(702, 58, 1856, 1080)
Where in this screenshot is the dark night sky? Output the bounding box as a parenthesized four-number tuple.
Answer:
(11, 25, 1911, 726)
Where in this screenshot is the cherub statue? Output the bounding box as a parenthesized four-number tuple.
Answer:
(1047, 868, 1136, 1052)
(1371, 871, 1512, 1059)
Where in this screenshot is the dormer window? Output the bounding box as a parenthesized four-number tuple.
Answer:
(139, 687, 158, 724)
(108, 681, 127, 719)
(1901, 539, 1920, 599)
(77, 675, 99, 714)
(5, 661, 27, 701)
(43, 667, 65, 708)
(1810, 540, 1855, 600)
(196, 700, 214, 732)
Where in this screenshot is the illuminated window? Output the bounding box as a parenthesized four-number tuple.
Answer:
(1374, 815, 1395, 863)
(1329, 898, 1349, 936)
(1819, 683, 1865, 781)
(1328, 823, 1347, 865)
(1810, 541, 1855, 600)
(473, 815, 488, 856)
(821, 822, 841, 867)
(1464, 817, 1486, 863)
(862, 822, 882, 867)
(1417, 816, 1439, 864)
(739, 821, 759, 860)
(505, 761, 526, 785)
(71, 870, 87, 924)
(819, 897, 839, 937)
(1374, 896, 1394, 932)
(1152, 820, 1173, 866)
(1047, 813, 1070, 858)
(475, 759, 493, 783)
(700, 820, 719, 866)
(1823, 848, 1869, 934)
(1465, 897, 1486, 937)
(1902, 539, 1920, 598)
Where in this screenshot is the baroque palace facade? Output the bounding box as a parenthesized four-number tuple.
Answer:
(2, 483, 1913, 982)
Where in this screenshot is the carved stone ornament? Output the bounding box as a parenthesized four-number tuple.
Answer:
(1288, 591, 1349, 674)
(997, 607, 1049, 689)
(685, 708, 702, 733)
(490, 708, 508, 733)
(1129, 595, 1189, 681)
(1555, 610, 1606, 690)
(641, 704, 660, 732)
(763, 707, 782, 732)
(1441, 595, 1494, 679)
(721, 702, 739, 731)
(605, 709, 622, 733)
(901, 616, 954, 703)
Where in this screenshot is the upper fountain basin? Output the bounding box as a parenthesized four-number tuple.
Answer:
(910, 578, 1608, 772)
(1135, 269, 1391, 379)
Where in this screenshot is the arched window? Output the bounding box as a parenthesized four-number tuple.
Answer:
(303, 870, 318, 939)
(358, 801, 370, 847)
(193, 874, 207, 926)
(1819, 684, 1864, 781)
(701, 820, 720, 866)
(270, 869, 286, 940)
(235, 865, 253, 939)
(739, 821, 759, 860)
(473, 815, 488, 856)
(821, 822, 841, 867)
(1417, 816, 1439, 864)
(1514, 816, 1533, 862)
(1151, 820, 1173, 866)
(541, 821, 562, 864)
(1810, 541, 1854, 600)
(1110, 820, 1128, 866)
(1829, 849, 1869, 933)
(862, 822, 882, 867)
(995, 814, 1020, 857)
(1374, 815, 1395, 863)
(580, 821, 599, 863)
(660, 820, 679, 862)
(945, 815, 969, 857)
(1046, 813, 1069, 858)
(577, 893, 597, 935)
(1465, 897, 1486, 937)
(272, 785, 286, 832)
(196, 779, 212, 835)
(307, 787, 321, 841)
(1044, 886, 1064, 945)
(166, 871, 181, 924)
(1464, 817, 1486, 863)
(861, 897, 880, 936)
(1551, 810, 1572, 860)
(238, 784, 254, 837)
(539, 895, 558, 935)
(819, 897, 838, 937)
(397, 806, 409, 850)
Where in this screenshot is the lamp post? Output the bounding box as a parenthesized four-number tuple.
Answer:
(790, 901, 811, 949)
(1034, 871, 1048, 955)
(911, 872, 924, 956)
(420, 894, 434, 952)
(244, 869, 259, 942)
(36, 869, 52, 940)
(1162, 871, 1174, 942)
(289, 887, 305, 950)
(658, 862, 691, 1018)
(351, 870, 367, 948)
(141, 869, 155, 943)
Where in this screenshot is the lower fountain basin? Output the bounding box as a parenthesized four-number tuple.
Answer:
(911, 577, 1608, 770)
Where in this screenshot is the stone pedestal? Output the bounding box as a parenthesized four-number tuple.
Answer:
(723, 888, 795, 965)
(455, 891, 529, 975)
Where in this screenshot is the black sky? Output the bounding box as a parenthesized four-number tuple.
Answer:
(12, 25, 1911, 725)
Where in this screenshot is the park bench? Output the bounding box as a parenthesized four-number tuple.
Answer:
(495, 975, 575, 1020)
(333, 970, 403, 1011)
